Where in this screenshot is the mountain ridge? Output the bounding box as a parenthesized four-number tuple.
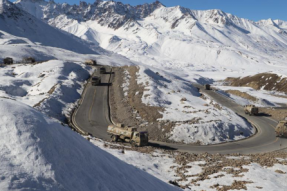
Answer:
(14, 0, 287, 28)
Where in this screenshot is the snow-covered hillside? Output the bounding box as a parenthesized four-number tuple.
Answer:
(0, 60, 93, 122)
(0, 98, 178, 191)
(0, 0, 96, 56)
(13, 0, 287, 145)
(15, 0, 287, 80)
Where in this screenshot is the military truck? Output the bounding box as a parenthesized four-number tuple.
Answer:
(22, 57, 36, 64)
(204, 84, 211, 90)
(85, 59, 97, 65)
(3, 57, 13, 65)
(107, 124, 149, 147)
(244, 105, 259, 116)
(275, 120, 287, 138)
(91, 76, 101, 86)
(100, 67, 106, 74)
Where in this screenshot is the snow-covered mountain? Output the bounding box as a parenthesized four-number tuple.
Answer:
(15, 0, 287, 78)
(0, 0, 96, 61)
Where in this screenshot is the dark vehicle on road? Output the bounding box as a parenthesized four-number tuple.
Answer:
(244, 105, 259, 116)
(91, 76, 101, 86)
(3, 57, 13, 64)
(204, 84, 211, 90)
(100, 67, 106, 74)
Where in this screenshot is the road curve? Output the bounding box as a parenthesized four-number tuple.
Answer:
(73, 67, 287, 154)
(73, 66, 112, 140)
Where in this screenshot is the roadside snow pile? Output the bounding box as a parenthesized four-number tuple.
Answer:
(0, 60, 93, 121)
(0, 98, 178, 191)
(121, 69, 131, 97)
(136, 66, 254, 145)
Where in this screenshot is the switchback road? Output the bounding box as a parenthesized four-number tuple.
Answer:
(73, 66, 287, 154)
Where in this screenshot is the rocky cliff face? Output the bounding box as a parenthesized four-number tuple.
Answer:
(15, 0, 164, 29)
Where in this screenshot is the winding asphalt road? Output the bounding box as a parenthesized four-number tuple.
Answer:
(73, 66, 287, 154)
(73, 66, 112, 140)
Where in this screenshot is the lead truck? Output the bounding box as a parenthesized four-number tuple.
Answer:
(244, 105, 259, 116)
(107, 124, 148, 147)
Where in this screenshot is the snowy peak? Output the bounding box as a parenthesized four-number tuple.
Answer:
(15, 0, 165, 29)
(0, 0, 95, 54)
(205, 9, 229, 25)
(258, 18, 277, 27)
(1, 0, 23, 18)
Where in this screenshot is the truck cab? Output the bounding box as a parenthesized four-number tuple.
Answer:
(204, 84, 211, 90)
(91, 76, 101, 86)
(275, 120, 287, 138)
(131, 131, 149, 147)
(244, 105, 259, 116)
(100, 67, 106, 74)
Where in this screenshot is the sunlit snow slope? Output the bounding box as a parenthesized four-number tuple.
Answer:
(0, 98, 178, 191)
(0, 0, 96, 61)
(15, 0, 287, 79)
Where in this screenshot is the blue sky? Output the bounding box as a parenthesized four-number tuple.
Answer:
(55, 0, 287, 21)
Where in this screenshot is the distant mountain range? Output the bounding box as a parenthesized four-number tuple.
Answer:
(12, 0, 287, 76)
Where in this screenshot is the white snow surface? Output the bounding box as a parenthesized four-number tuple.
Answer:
(0, 98, 178, 191)
(0, 60, 93, 121)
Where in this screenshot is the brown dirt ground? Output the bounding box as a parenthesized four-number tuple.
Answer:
(226, 90, 257, 102)
(102, 139, 287, 191)
(109, 66, 175, 142)
(225, 73, 287, 94)
(259, 108, 287, 121)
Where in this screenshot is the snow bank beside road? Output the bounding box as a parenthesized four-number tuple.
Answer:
(215, 86, 287, 107)
(0, 60, 93, 121)
(0, 98, 178, 191)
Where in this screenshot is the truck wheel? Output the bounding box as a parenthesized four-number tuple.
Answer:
(112, 135, 118, 142)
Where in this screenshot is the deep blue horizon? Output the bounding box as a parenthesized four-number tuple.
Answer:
(28, 0, 287, 22)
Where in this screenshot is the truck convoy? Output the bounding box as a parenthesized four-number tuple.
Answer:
(244, 105, 259, 116)
(100, 67, 106, 74)
(91, 76, 101, 86)
(107, 124, 149, 147)
(275, 120, 287, 138)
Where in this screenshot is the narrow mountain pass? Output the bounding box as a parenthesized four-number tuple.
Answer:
(73, 66, 287, 154)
